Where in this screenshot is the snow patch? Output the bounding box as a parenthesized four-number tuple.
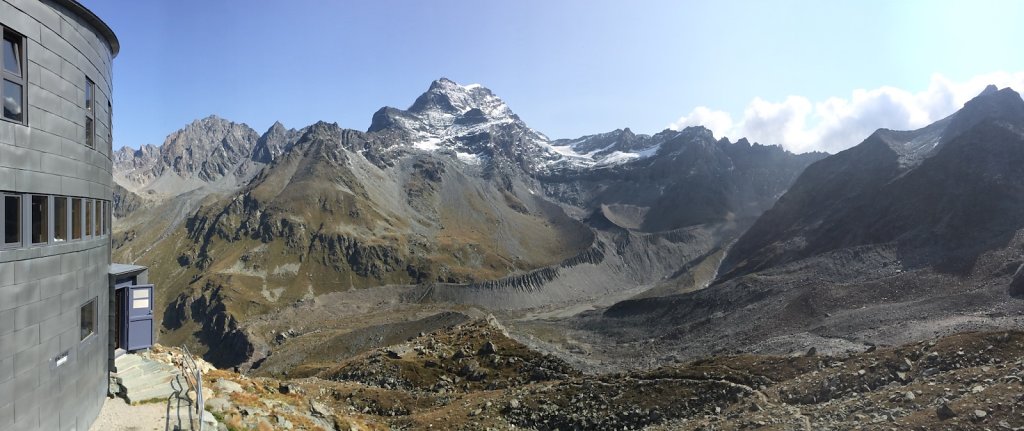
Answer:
(413, 137, 442, 151)
(456, 151, 482, 165)
(598, 151, 642, 165)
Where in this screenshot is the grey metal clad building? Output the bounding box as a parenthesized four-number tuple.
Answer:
(1, 0, 121, 430)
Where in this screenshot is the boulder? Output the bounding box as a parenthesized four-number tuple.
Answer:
(936, 403, 957, 420)
(480, 341, 498, 355)
(205, 397, 232, 413)
(214, 378, 243, 394)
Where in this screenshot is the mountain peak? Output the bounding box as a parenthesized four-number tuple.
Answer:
(429, 77, 458, 89)
(962, 85, 1022, 110)
(942, 85, 1024, 143)
(428, 77, 486, 93)
(409, 78, 511, 119)
(979, 84, 999, 96)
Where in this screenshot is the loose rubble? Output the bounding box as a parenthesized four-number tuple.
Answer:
(142, 325, 1024, 430)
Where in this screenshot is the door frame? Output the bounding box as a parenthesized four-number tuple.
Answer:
(113, 279, 133, 357)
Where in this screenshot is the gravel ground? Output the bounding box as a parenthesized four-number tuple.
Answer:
(90, 396, 195, 431)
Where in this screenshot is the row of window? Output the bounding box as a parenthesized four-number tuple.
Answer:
(1, 193, 110, 250)
(2, 25, 112, 150)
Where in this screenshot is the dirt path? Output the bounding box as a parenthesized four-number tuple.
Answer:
(90, 398, 167, 431)
(90, 395, 198, 431)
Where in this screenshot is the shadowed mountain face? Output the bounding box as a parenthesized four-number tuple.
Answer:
(542, 129, 825, 233)
(721, 86, 1024, 280)
(579, 87, 1024, 366)
(111, 78, 821, 367)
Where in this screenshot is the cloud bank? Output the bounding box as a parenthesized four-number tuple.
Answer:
(669, 72, 1024, 154)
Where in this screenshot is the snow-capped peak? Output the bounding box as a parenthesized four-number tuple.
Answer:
(367, 78, 687, 171)
(408, 78, 517, 122)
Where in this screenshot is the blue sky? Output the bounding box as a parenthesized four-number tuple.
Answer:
(81, 0, 1024, 153)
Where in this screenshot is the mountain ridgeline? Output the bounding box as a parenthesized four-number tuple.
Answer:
(111, 78, 823, 366)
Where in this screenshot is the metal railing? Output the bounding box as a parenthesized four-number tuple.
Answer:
(180, 345, 205, 431)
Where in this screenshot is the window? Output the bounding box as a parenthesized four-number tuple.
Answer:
(2, 28, 26, 124)
(3, 194, 20, 247)
(85, 199, 94, 237)
(103, 201, 110, 234)
(80, 298, 97, 341)
(99, 200, 104, 236)
(107, 101, 112, 153)
(30, 195, 48, 244)
(71, 198, 82, 240)
(54, 196, 67, 242)
(85, 78, 95, 147)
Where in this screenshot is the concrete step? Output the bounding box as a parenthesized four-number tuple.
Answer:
(126, 384, 178, 404)
(112, 353, 186, 405)
(113, 354, 145, 371)
(121, 373, 179, 392)
(114, 363, 177, 379)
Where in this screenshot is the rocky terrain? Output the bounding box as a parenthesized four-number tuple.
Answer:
(140, 320, 1024, 430)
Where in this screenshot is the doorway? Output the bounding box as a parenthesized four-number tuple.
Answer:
(113, 280, 132, 357)
(114, 286, 126, 351)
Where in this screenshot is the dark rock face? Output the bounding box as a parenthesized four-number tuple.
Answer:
(158, 115, 261, 181)
(112, 182, 143, 218)
(721, 86, 1024, 279)
(252, 121, 301, 164)
(162, 281, 255, 369)
(542, 127, 825, 233)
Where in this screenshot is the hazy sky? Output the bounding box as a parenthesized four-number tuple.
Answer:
(81, 0, 1024, 153)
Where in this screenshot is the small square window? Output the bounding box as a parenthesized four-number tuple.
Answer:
(4, 194, 21, 247)
(80, 298, 97, 341)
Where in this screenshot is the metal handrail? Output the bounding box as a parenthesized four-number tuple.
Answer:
(180, 345, 204, 431)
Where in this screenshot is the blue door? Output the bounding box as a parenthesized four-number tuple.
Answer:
(127, 284, 154, 351)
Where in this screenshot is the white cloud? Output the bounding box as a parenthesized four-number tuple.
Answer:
(669, 106, 734, 139)
(669, 71, 1024, 153)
